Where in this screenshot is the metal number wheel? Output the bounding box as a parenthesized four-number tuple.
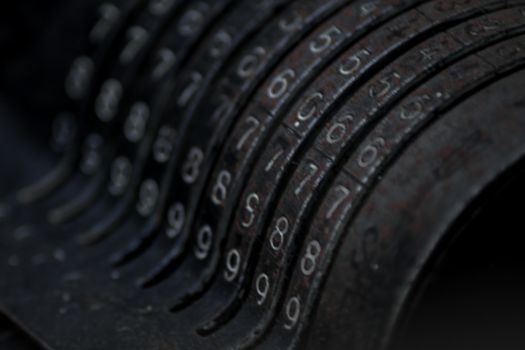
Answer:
(1, 1, 525, 349)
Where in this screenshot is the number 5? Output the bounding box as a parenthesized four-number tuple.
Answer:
(309, 26, 342, 54)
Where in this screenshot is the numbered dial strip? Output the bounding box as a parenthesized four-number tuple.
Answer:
(55, 0, 144, 153)
(43, 0, 191, 227)
(90, 0, 185, 124)
(12, 0, 144, 208)
(69, 2, 227, 243)
(1, 2, 525, 350)
(194, 0, 523, 337)
(193, 1, 475, 335)
(264, 30, 525, 350)
(75, 0, 237, 246)
(143, 0, 422, 325)
(18, 0, 185, 222)
(107, 0, 292, 270)
(74, 0, 185, 167)
(98, 0, 240, 247)
(227, 7, 525, 348)
(192, 0, 423, 261)
(68, 0, 164, 164)
(128, 0, 355, 291)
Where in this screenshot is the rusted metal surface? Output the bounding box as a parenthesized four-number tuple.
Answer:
(1, 0, 525, 349)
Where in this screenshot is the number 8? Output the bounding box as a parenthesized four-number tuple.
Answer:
(300, 240, 321, 276)
(270, 216, 289, 251)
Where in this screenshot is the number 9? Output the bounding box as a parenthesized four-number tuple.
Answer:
(224, 249, 241, 282)
(194, 225, 213, 260)
(284, 297, 301, 330)
(255, 273, 270, 306)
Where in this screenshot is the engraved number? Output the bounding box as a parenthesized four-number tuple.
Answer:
(194, 225, 213, 260)
(300, 240, 321, 276)
(241, 193, 260, 228)
(166, 202, 185, 239)
(256, 273, 270, 305)
(224, 249, 241, 282)
(270, 216, 289, 252)
(284, 297, 301, 330)
(182, 147, 204, 184)
(153, 126, 176, 163)
(211, 170, 232, 206)
(267, 68, 296, 99)
(309, 26, 342, 54)
(136, 179, 159, 217)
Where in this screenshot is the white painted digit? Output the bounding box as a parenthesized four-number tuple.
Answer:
(211, 94, 233, 123)
(238, 47, 266, 79)
(236, 116, 260, 151)
(151, 48, 176, 80)
(265, 148, 284, 173)
(136, 179, 159, 217)
(270, 216, 289, 252)
(296, 92, 324, 126)
(284, 297, 301, 330)
(124, 102, 150, 142)
(194, 225, 213, 260)
(326, 185, 351, 220)
(326, 114, 355, 145)
(120, 26, 149, 64)
(357, 137, 386, 168)
(279, 14, 303, 32)
(90, 3, 120, 44)
(339, 49, 371, 76)
(149, 0, 175, 16)
(178, 5, 207, 36)
(294, 162, 319, 196)
(182, 147, 204, 184)
(109, 156, 132, 196)
(166, 202, 185, 239)
(400, 99, 424, 120)
(241, 193, 260, 228)
(224, 249, 241, 282)
(267, 68, 296, 99)
(95, 79, 122, 122)
(300, 240, 321, 276)
(177, 72, 203, 107)
(153, 126, 177, 163)
(360, 2, 378, 16)
(368, 72, 401, 99)
(80, 133, 104, 175)
(65, 56, 94, 100)
(209, 30, 232, 58)
(211, 170, 232, 206)
(256, 273, 270, 305)
(309, 26, 342, 54)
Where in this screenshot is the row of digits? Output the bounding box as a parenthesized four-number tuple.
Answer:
(3, 0, 525, 349)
